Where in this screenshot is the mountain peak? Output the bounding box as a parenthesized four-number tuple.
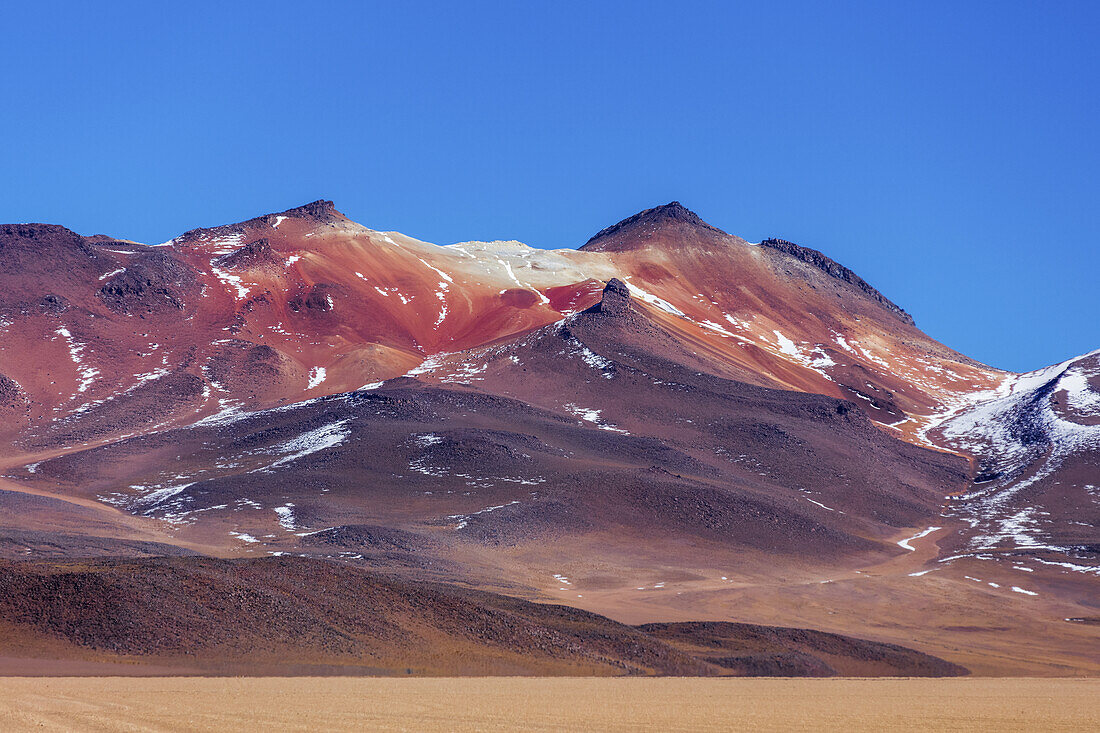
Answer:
(580, 202, 727, 252)
(0, 223, 101, 273)
(274, 200, 340, 223)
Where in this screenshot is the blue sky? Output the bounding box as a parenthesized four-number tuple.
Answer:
(1, 1, 1096, 371)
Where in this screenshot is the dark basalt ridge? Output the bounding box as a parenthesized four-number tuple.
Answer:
(761, 238, 914, 326)
(276, 199, 339, 223)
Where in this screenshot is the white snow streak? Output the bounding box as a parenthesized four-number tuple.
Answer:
(55, 327, 99, 394)
(897, 526, 941, 551)
(253, 420, 352, 473)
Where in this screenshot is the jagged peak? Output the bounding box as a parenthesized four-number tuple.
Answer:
(760, 238, 915, 326)
(272, 199, 341, 223)
(580, 202, 728, 252)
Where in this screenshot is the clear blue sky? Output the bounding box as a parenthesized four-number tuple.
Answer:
(2, 1, 1096, 371)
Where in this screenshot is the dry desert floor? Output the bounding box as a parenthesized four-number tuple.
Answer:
(0, 677, 1096, 732)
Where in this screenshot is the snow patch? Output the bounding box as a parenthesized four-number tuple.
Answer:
(774, 330, 799, 357)
(563, 403, 629, 433)
(306, 366, 327, 390)
(274, 504, 297, 531)
(210, 264, 251, 299)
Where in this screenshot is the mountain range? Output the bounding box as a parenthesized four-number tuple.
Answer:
(0, 200, 1095, 676)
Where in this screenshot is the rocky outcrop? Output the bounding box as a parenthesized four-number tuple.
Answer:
(214, 238, 284, 271)
(274, 199, 340, 223)
(97, 250, 196, 314)
(289, 283, 338, 313)
(593, 277, 632, 316)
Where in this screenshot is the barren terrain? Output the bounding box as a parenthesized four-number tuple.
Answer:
(1, 200, 1096, 679)
(0, 677, 1095, 732)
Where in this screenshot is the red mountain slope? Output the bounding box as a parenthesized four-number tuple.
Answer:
(0, 200, 1096, 675)
(1, 200, 1002, 452)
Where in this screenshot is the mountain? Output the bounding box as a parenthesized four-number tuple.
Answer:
(0, 201, 1095, 676)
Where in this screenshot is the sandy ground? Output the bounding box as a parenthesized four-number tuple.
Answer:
(0, 677, 1095, 732)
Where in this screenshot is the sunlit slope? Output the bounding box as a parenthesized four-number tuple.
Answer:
(1, 200, 1003, 453)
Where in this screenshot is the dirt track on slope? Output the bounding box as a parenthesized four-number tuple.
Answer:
(0, 677, 1095, 732)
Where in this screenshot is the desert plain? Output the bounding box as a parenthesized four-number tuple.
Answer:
(0, 676, 1096, 732)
